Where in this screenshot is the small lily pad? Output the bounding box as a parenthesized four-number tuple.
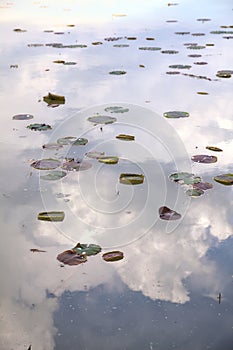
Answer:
(206, 146, 223, 152)
(57, 136, 76, 145)
(63, 61, 77, 65)
(38, 211, 65, 222)
(13, 114, 34, 120)
(127, 37, 137, 40)
(31, 158, 61, 170)
(197, 18, 211, 22)
(186, 189, 204, 197)
(163, 111, 189, 118)
(119, 173, 144, 185)
(40, 170, 67, 181)
(159, 206, 181, 220)
(161, 50, 179, 54)
(216, 70, 232, 78)
(104, 106, 129, 113)
(57, 250, 87, 265)
(169, 172, 201, 185)
(104, 37, 122, 41)
(116, 134, 135, 141)
(197, 91, 209, 95)
(169, 64, 192, 69)
(192, 33, 205, 36)
(92, 41, 103, 45)
(98, 156, 119, 164)
(42, 143, 63, 150)
(43, 92, 65, 105)
(109, 70, 127, 75)
(102, 251, 124, 262)
(13, 28, 27, 32)
(62, 159, 92, 171)
(188, 54, 202, 58)
(27, 123, 52, 131)
(166, 71, 181, 75)
(85, 151, 105, 159)
(191, 155, 217, 163)
(193, 182, 213, 190)
(138, 47, 161, 51)
(194, 61, 208, 65)
(113, 44, 129, 48)
(72, 243, 101, 256)
(87, 115, 117, 125)
(214, 174, 233, 186)
(175, 31, 190, 35)
(53, 60, 65, 64)
(72, 138, 88, 146)
(187, 45, 206, 50)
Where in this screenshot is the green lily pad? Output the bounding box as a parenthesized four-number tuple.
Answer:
(40, 170, 67, 181)
(109, 70, 127, 75)
(138, 47, 161, 51)
(31, 158, 61, 170)
(98, 156, 119, 164)
(119, 173, 144, 185)
(61, 159, 92, 171)
(72, 138, 88, 146)
(38, 211, 65, 222)
(163, 111, 189, 118)
(57, 136, 76, 145)
(27, 123, 52, 131)
(102, 251, 124, 262)
(169, 64, 192, 69)
(216, 70, 232, 78)
(113, 44, 129, 48)
(206, 146, 223, 152)
(214, 174, 233, 185)
(191, 155, 217, 163)
(57, 250, 87, 265)
(159, 206, 181, 220)
(42, 143, 63, 150)
(87, 115, 117, 125)
(187, 45, 206, 50)
(43, 92, 65, 105)
(193, 182, 213, 190)
(85, 151, 105, 159)
(161, 50, 179, 54)
(72, 243, 101, 256)
(186, 189, 204, 197)
(13, 114, 34, 120)
(104, 106, 129, 113)
(116, 134, 135, 141)
(169, 172, 201, 185)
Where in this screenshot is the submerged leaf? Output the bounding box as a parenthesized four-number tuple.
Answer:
(72, 138, 88, 146)
(85, 151, 105, 159)
(163, 111, 189, 118)
(104, 106, 129, 113)
(27, 123, 52, 131)
(186, 189, 204, 197)
(116, 134, 135, 141)
(72, 243, 101, 256)
(206, 146, 223, 152)
(119, 173, 144, 185)
(191, 155, 217, 163)
(31, 158, 61, 170)
(102, 251, 124, 262)
(87, 115, 117, 125)
(169, 172, 201, 185)
(214, 174, 233, 186)
(138, 46, 161, 51)
(57, 250, 87, 265)
(13, 114, 34, 120)
(40, 170, 67, 181)
(159, 206, 181, 220)
(109, 70, 127, 75)
(57, 136, 76, 145)
(38, 211, 65, 222)
(98, 156, 119, 164)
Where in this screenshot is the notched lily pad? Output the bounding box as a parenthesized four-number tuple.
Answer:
(57, 250, 87, 265)
(31, 158, 61, 170)
(159, 206, 181, 220)
(214, 174, 233, 186)
(38, 211, 65, 222)
(40, 170, 67, 181)
(104, 106, 129, 113)
(119, 173, 144, 185)
(13, 114, 34, 120)
(109, 70, 127, 75)
(116, 134, 135, 141)
(72, 138, 88, 146)
(102, 251, 124, 262)
(43, 92, 65, 105)
(62, 159, 92, 171)
(98, 156, 119, 164)
(163, 111, 189, 118)
(87, 115, 117, 125)
(27, 123, 52, 131)
(72, 243, 101, 256)
(191, 155, 217, 163)
(206, 146, 223, 152)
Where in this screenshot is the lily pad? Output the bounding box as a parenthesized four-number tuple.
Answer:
(193, 182, 213, 190)
(191, 155, 217, 163)
(104, 37, 122, 41)
(31, 158, 61, 170)
(72, 243, 101, 256)
(102, 251, 124, 262)
(98, 156, 119, 164)
(13, 114, 34, 120)
(192, 33, 205, 36)
(169, 172, 201, 185)
(168, 64, 192, 69)
(116, 134, 135, 141)
(57, 136, 76, 145)
(87, 115, 117, 125)
(206, 146, 223, 152)
(194, 61, 208, 65)
(38, 211, 65, 222)
(61, 159, 92, 171)
(40, 170, 67, 181)
(161, 50, 179, 54)
(159, 206, 181, 220)
(138, 47, 161, 51)
(186, 189, 204, 197)
(63, 61, 77, 65)
(197, 91, 209, 95)
(166, 71, 181, 75)
(53, 60, 65, 64)
(216, 70, 232, 78)
(72, 138, 88, 146)
(197, 18, 211, 22)
(57, 250, 87, 265)
(127, 37, 137, 40)
(27, 123, 52, 131)
(104, 106, 129, 113)
(85, 151, 105, 159)
(43, 92, 65, 105)
(92, 41, 103, 45)
(13, 28, 27, 32)
(214, 174, 233, 186)
(109, 70, 127, 75)
(119, 173, 144, 185)
(113, 44, 129, 48)
(188, 54, 202, 58)
(187, 45, 206, 50)
(163, 111, 189, 118)
(175, 31, 190, 35)
(42, 143, 63, 150)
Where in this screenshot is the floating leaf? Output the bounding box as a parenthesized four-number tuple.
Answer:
(43, 92, 65, 105)
(138, 46, 161, 51)
(166, 71, 181, 75)
(197, 91, 209, 95)
(113, 44, 129, 48)
(119, 173, 144, 185)
(166, 20, 178, 23)
(192, 33, 205, 36)
(62, 159, 92, 171)
(197, 18, 211, 22)
(188, 54, 202, 58)
(161, 50, 179, 54)
(159, 206, 181, 220)
(146, 37, 155, 40)
(206, 146, 223, 152)
(186, 189, 204, 197)
(27, 123, 52, 131)
(104, 37, 122, 41)
(72, 138, 88, 146)
(163, 111, 189, 118)
(104, 106, 129, 113)
(109, 70, 127, 75)
(214, 174, 233, 186)
(116, 134, 135, 141)
(13, 114, 34, 120)
(31, 158, 61, 170)
(72, 243, 101, 256)
(168, 64, 192, 69)
(102, 251, 124, 262)
(216, 70, 232, 78)
(85, 151, 105, 159)
(13, 28, 27, 32)
(92, 41, 103, 45)
(87, 115, 117, 125)
(194, 61, 208, 65)
(182, 73, 212, 81)
(191, 155, 217, 163)
(42, 143, 63, 150)
(169, 172, 201, 185)
(57, 136, 76, 145)
(40, 170, 67, 181)
(175, 31, 190, 35)
(127, 37, 137, 40)
(53, 60, 65, 64)
(57, 250, 87, 265)
(38, 211, 65, 222)
(98, 156, 119, 164)
(63, 61, 77, 65)
(193, 182, 213, 190)
(187, 45, 206, 49)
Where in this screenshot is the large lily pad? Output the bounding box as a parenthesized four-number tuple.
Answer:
(13, 114, 34, 120)
(109, 70, 127, 75)
(61, 159, 92, 171)
(191, 155, 217, 163)
(159, 206, 181, 220)
(98, 156, 119, 164)
(116, 134, 135, 141)
(72, 138, 88, 146)
(206, 146, 223, 152)
(72, 243, 101, 256)
(163, 111, 189, 118)
(27, 123, 52, 131)
(169, 172, 201, 185)
(214, 174, 233, 185)
(31, 158, 61, 170)
(119, 173, 144, 185)
(102, 251, 124, 262)
(104, 106, 129, 113)
(216, 71, 232, 78)
(57, 250, 87, 265)
(40, 170, 67, 181)
(87, 115, 117, 125)
(43, 92, 65, 105)
(38, 211, 65, 221)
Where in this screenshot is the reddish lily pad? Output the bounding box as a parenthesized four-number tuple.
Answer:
(57, 250, 87, 265)
(214, 174, 233, 186)
(191, 155, 217, 163)
(13, 114, 34, 120)
(193, 182, 213, 190)
(102, 251, 124, 262)
(31, 158, 61, 170)
(159, 206, 181, 220)
(38, 211, 65, 222)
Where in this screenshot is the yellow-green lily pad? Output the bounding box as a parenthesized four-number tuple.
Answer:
(206, 146, 223, 152)
(119, 173, 144, 185)
(98, 156, 119, 164)
(163, 111, 189, 118)
(38, 211, 65, 221)
(43, 92, 65, 105)
(214, 174, 233, 186)
(116, 134, 135, 141)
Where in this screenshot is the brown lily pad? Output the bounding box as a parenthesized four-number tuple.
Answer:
(102, 251, 124, 262)
(57, 250, 87, 265)
(159, 206, 181, 220)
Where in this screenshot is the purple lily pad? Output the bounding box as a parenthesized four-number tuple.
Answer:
(191, 155, 217, 163)
(57, 250, 87, 266)
(159, 206, 181, 220)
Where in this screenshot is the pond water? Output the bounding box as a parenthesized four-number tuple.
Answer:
(0, 0, 233, 349)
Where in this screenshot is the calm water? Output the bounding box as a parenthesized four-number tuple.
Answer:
(0, 1, 233, 349)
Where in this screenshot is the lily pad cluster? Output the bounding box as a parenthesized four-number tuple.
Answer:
(169, 172, 213, 197)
